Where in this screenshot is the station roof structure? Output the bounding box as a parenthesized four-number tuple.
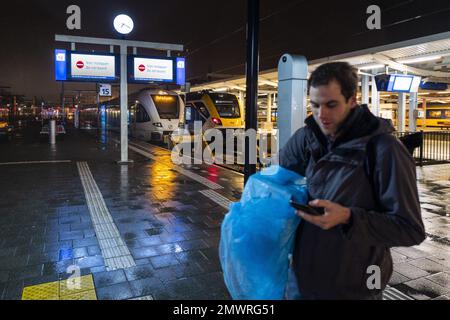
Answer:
(190, 31, 450, 95)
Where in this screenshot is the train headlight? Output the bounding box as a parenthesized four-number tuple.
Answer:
(178, 123, 185, 129)
(153, 122, 163, 128)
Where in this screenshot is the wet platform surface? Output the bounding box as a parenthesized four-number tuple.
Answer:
(0, 122, 449, 300)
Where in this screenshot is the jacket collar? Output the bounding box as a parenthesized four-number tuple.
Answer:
(304, 104, 394, 158)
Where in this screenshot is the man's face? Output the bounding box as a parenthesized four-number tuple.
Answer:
(309, 79, 357, 137)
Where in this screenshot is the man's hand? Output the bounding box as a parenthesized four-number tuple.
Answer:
(296, 199, 351, 230)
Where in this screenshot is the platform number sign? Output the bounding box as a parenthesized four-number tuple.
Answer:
(99, 84, 112, 97)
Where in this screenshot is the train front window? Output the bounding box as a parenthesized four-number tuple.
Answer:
(215, 103, 241, 118)
(209, 93, 241, 119)
(151, 95, 179, 119)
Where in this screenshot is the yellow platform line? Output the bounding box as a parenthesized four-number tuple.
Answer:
(22, 275, 97, 300)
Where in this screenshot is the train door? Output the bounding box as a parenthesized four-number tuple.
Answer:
(185, 103, 208, 134)
(193, 102, 211, 131)
(135, 103, 152, 140)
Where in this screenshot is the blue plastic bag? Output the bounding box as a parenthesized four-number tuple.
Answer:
(219, 166, 308, 300)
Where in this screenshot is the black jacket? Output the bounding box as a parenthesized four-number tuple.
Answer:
(280, 105, 425, 299)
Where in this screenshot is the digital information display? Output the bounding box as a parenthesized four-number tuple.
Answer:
(392, 76, 413, 92)
(55, 49, 119, 82)
(128, 56, 186, 85)
(70, 53, 116, 80)
(55, 50, 185, 85)
(379, 74, 421, 93)
(133, 57, 174, 82)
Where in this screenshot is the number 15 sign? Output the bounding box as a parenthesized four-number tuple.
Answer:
(99, 84, 112, 97)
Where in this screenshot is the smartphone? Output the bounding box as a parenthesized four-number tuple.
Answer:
(289, 199, 325, 216)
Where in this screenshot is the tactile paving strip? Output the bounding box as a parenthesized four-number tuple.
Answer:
(22, 275, 97, 300)
(77, 162, 136, 271)
(22, 281, 59, 300)
(199, 189, 232, 210)
(382, 286, 415, 300)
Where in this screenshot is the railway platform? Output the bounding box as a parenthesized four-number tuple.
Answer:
(0, 122, 449, 300)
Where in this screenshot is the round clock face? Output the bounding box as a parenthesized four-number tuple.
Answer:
(113, 14, 134, 35)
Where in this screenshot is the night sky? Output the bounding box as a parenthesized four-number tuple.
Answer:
(1, 0, 449, 102)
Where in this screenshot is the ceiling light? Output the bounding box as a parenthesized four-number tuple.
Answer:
(396, 55, 442, 64)
(358, 64, 385, 70)
(213, 87, 228, 92)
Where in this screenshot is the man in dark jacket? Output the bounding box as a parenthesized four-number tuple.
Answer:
(280, 62, 425, 300)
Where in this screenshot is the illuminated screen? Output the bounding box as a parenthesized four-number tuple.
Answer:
(392, 76, 413, 92)
(134, 57, 174, 82)
(70, 53, 116, 80)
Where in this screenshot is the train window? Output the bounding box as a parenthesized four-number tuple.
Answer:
(151, 95, 179, 119)
(193, 102, 210, 119)
(445, 111, 450, 118)
(215, 103, 241, 118)
(185, 105, 193, 121)
(209, 93, 241, 119)
(136, 104, 151, 123)
(428, 110, 442, 119)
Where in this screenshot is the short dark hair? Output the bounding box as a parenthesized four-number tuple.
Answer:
(308, 62, 358, 101)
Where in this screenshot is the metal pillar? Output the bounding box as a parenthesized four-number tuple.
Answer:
(238, 91, 245, 106)
(421, 98, 427, 130)
(119, 45, 130, 164)
(267, 93, 272, 123)
(61, 82, 65, 120)
(361, 75, 370, 105)
(398, 93, 406, 132)
(371, 76, 380, 116)
(409, 92, 418, 132)
(49, 119, 56, 145)
(244, 0, 259, 184)
(277, 54, 308, 149)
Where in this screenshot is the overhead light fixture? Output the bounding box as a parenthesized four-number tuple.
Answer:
(358, 64, 385, 70)
(213, 87, 228, 92)
(396, 55, 442, 64)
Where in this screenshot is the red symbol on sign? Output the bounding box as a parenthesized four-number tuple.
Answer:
(138, 64, 146, 72)
(76, 61, 84, 69)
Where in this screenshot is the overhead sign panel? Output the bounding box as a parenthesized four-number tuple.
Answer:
(71, 53, 116, 80)
(128, 55, 186, 85)
(375, 74, 421, 93)
(98, 84, 112, 97)
(133, 57, 174, 82)
(176, 57, 186, 86)
(54, 49, 120, 82)
(55, 49, 67, 81)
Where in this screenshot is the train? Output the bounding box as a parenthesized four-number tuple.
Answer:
(400, 103, 450, 129)
(185, 91, 245, 133)
(78, 88, 186, 144)
(417, 103, 450, 128)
